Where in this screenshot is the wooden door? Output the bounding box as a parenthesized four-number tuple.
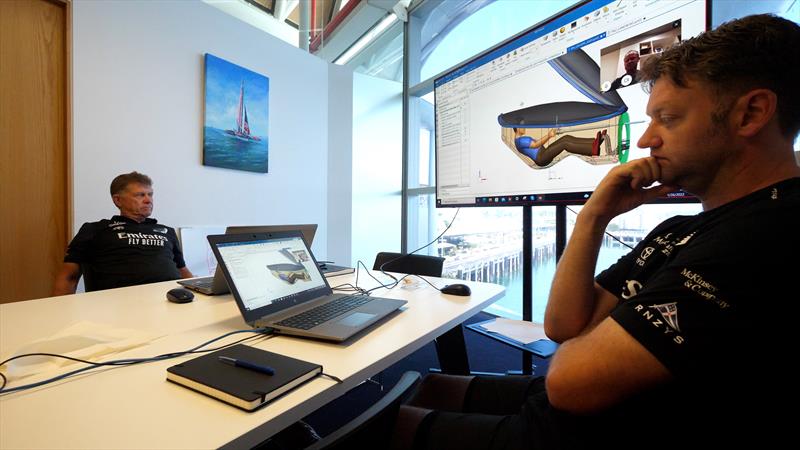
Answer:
(0, 0, 70, 303)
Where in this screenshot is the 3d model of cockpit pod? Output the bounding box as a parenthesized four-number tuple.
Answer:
(268, 263, 311, 284)
(267, 247, 312, 284)
(499, 49, 633, 166)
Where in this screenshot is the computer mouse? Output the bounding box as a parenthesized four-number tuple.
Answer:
(166, 287, 194, 303)
(440, 283, 471, 296)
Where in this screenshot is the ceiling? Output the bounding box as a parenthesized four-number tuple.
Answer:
(243, 0, 349, 31)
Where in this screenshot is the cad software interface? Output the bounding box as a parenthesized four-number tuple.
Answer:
(217, 236, 326, 311)
(435, 0, 706, 206)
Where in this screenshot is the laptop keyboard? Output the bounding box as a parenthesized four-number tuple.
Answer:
(276, 295, 373, 330)
(186, 276, 213, 288)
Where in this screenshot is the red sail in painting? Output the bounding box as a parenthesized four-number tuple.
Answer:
(226, 81, 261, 141)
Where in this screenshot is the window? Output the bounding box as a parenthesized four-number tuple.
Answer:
(402, 0, 798, 321)
(566, 204, 704, 272)
(406, 0, 578, 320)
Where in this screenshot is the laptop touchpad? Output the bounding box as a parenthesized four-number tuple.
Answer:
(338, 312, 375, 327)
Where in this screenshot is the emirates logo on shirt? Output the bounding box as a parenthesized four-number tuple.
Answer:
(117, 232, 168, 247)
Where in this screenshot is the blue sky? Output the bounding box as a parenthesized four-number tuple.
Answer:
(204, 53, 269, 137)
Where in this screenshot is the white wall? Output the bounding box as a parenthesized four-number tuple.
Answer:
(72, 0, 349, 260)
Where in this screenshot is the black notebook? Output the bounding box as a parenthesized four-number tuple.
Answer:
(166, 344, 322, 411)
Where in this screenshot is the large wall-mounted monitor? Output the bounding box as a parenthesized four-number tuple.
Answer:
(434, 0, 708, 207)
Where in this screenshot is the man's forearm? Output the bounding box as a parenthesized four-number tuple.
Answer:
(178, 266, 193, 279)
(544, 211, 609, 342)
(52, 276, 79, 296)
(52, 262, 81, 296)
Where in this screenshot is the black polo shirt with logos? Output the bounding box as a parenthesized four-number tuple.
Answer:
(64, 215, 186, 291)
(591, 177, 800, 448)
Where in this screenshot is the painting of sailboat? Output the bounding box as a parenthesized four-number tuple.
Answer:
(226, 81, 261, 142)
(203, 53, 269, 173)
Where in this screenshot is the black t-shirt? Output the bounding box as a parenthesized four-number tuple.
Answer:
(64, 215, 186, 291)
(585, 177, 800, 447)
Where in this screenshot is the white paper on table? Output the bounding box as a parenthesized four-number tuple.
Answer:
(481, 318, 547, 344)
(1, 321, 163, 383)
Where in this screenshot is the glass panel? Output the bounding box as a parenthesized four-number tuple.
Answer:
(712, 0, 799, 26)
(565, 204, 704, 276)
(406, 192, 437, 256)
(406, 200, 561, 323)
(418, 128, 431, 187)
(408, 93, 435, 189)
(345, 20, 404, 82)
(420, 0, 576, 81)
(530, 207, 557, 323)
(244, 0, 275, 14)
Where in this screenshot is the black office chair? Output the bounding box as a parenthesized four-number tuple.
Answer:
(373, 252, 471, 375)
(373, 251, 445, 277)
(305, 371, 422, 450)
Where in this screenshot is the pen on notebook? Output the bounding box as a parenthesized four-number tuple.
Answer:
(218, 356, 275, 375)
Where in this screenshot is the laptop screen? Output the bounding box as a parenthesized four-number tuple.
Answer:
(215, 235, 328, 312)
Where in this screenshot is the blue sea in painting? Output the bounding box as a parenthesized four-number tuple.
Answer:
(203, 127, 269, 173)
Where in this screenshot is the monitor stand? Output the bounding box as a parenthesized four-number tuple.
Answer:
(520, 205, 567, 375)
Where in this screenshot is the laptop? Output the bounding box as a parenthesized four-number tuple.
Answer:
(207, 231, 406, 342)
(179, 224, 318, 295)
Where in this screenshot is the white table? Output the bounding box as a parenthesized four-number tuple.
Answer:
(0, 273, 504, 449)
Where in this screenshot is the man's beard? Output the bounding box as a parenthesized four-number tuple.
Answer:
(671, 117, 731, 193)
